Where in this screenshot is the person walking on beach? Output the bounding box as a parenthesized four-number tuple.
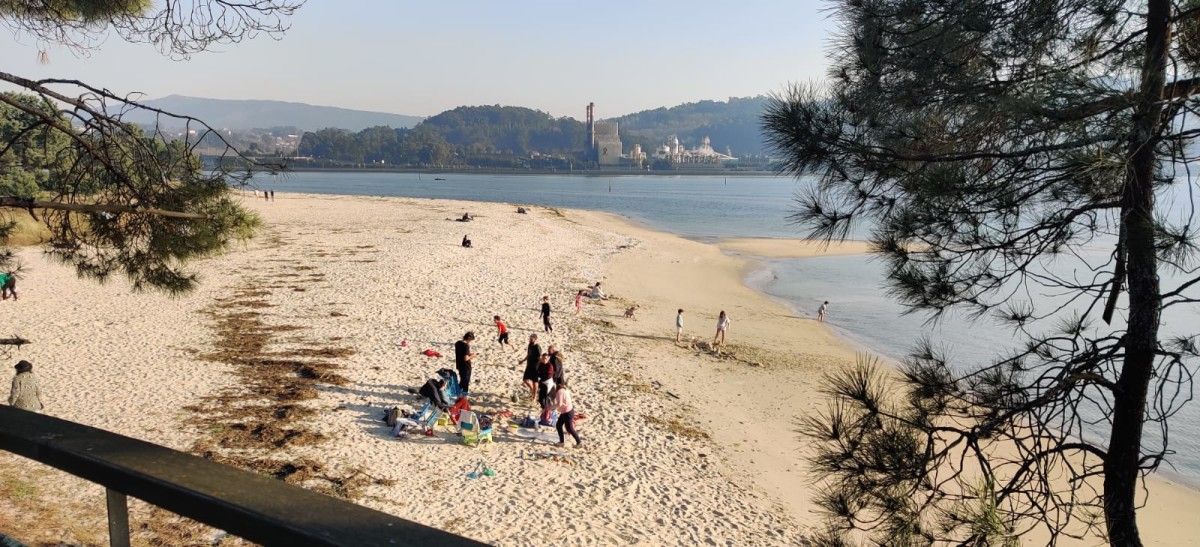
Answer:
(553, 378, 582, 448)
(817, 301, 829, 322)
(575, 290, 584, 314)
(713, 310, 730, 354)
(0, 271, 17, 300)
(541, 295, 553, 333)
(521, 334, 541, 401)
(270, 190, 275, 201)
(675, 308, 685, 345)
(454, 332, 476, 395)
(494, 315, 511, 348)
(8, 360, 43, 412)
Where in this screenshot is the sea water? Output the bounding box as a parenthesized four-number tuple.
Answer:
(260, 171, 1200, 485)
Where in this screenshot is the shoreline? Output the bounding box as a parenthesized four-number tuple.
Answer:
(273, 166, 782, 177)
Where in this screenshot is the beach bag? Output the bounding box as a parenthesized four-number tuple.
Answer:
(478, 414, 493, 430)
(384, 407, 400, 427)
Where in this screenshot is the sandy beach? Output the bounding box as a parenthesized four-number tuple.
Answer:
(2, 193, 1198, 546)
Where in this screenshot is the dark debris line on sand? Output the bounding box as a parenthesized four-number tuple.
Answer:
(142, 234, 393, 544)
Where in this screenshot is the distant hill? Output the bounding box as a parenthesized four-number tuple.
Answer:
(609, 96, 770, 157)
(125, 95, 423, 131)
(420, 105, 586, 155)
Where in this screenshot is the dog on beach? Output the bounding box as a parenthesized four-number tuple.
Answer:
(623, 305, 639, 319)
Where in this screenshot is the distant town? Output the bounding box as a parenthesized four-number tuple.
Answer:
(158, 96, 776, 173)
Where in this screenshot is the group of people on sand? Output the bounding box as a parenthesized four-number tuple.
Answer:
(672, 308, 732, 354)
(518, 333, 581, 447)
(409, 291, 587, 448)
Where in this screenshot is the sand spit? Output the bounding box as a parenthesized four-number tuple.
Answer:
(0, 193, 1197, 546)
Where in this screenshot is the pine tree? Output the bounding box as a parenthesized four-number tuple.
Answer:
(0, 1, 300, 294)
(763, 0, 1200, 544)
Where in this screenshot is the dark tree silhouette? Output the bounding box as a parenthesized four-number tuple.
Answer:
(764, 0, 1200, 544)
(0, 1, 301, 293)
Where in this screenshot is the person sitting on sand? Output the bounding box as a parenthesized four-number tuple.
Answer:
(521, 334, 541, 401)
(818, 301, 829, 322)
(553, 378, 582, 448)
(0, 271, 17, 300)
(455, 332, 477, 395)
(457, 212, 473, 222)
(713, 310, 730, 355)
(461, 235, 472, 248)
(418, 377, 450, 412)
(588, 282, 606, 300)
(494, 315, 511, 348)
(516, 207, 527, 214)
(8, 360, 43, 412)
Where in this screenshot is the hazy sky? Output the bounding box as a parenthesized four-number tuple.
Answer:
(1, 1, 831, 119)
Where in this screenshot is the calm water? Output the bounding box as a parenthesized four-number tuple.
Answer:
(263, 171, 1200, 485)
(263, 171, 800, 238)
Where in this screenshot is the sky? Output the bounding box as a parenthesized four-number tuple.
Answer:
(1, 1, 832, 119)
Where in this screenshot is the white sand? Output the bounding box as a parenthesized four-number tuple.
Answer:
(0, 193, 1197, 546)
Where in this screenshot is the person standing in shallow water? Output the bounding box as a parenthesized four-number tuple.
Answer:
(8, 360, 43, 412)
(817, 301, 829, 322)
(540, 295, 553, 333)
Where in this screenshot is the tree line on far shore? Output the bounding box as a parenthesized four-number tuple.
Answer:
(291, 100, 773, 170)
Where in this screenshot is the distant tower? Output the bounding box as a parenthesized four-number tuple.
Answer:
(586, 102, 595, 161)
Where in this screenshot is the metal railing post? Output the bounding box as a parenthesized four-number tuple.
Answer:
(105, 489, 130, 547)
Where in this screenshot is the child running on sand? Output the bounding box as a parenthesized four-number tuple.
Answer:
(541, 295, 553, 333)
(575, 290, 584, 314)
(494, 315, 511, 348)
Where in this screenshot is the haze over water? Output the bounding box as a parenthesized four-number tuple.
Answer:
(264, 171, 1200, 485)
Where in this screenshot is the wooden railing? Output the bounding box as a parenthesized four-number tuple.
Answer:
(0, 406, 484, 546)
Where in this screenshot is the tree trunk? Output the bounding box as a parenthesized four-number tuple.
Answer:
(1103, 0, 1168, 544)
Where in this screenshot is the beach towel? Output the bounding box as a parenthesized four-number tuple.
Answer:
(423, 349, 442, 358)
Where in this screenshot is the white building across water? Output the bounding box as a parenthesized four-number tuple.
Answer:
(655, 135, 737, 167)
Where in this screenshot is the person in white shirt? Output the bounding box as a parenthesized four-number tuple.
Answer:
(713, 310, 730, 353)
(553, 378, 582, 447)
(675, 308, 685, 345)
(818, 301, 829, 322)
